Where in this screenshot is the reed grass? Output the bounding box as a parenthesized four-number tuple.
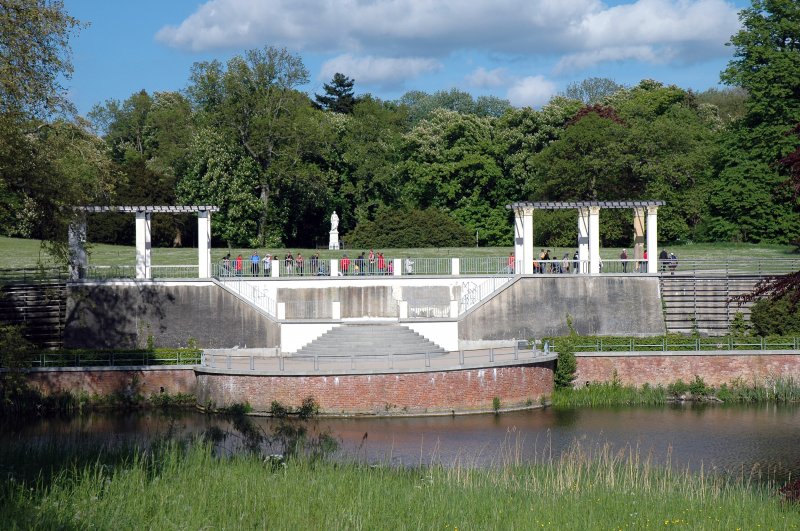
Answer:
(0, 438, 796, 529)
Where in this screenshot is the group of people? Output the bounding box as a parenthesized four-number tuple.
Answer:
(339, 249, 395, 275)
(529, 249, 578, 274)
(220, 251, 328, 276)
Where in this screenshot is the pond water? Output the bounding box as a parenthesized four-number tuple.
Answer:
(3, 403, 799, 482)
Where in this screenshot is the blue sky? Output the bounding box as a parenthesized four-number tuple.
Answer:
(64, 0, 749, 116)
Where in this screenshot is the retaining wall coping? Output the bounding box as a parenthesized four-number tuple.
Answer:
(13, 365, 198, 374)
(194, 354, 557, 377)
(575, 349, 800, 358)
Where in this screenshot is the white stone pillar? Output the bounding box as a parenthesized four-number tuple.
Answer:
(513, 209, 524, 275)
(330, 258, 339, 277)
(451, 257, 460, 276)
(449, 300, 459, 318)
(633, 207, 645, 270)
(271, 259, 280, 277)
(522, 207, 534, 274)
(578, 207, 590, 274)
(68, 214, 87, 280)
(647, 206, 659, 273)
(393, 258, 402, 276)
(135, 212, 152, 279)
(589, 206, 601, 274)
(198, 211, 211, 278)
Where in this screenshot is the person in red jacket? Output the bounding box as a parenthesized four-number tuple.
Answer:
(235, 254, 243, 276)
(340, 254, 350, 275)
(377, 252, 386, 274)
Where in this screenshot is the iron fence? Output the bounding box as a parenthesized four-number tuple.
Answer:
(25, 349, 202, 368)
(551, 337, 800, 352)
(407, 299, 451, 318)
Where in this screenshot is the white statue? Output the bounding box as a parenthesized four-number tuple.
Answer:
(330, 211, 339, 232)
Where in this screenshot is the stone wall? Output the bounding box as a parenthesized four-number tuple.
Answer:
(459, 276, 665, 345)
(196, 362, 554, 415)
(65, 281, 280, 349)
(24, 366, 196, 398)
(576, 351, 800, 387)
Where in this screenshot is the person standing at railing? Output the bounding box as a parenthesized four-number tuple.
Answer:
(573, 250, 579, 274)
(235, 254, 243, 276)
(223, 253, 231, 276)
(310, 253, 318, 275)
(251, 251, 260, 276)
(405, 256, 414, 275)
(368, 249, 376, 274)
(377, 252, 386, 274)
(620, 249, 628, 273)
(285, 251, 294, 275)
(640, 249, 648, 273)
(263, 253, 272, 276)
(296, 253, 305, 276)
(562, 253, 570, 274)
(659, 249, 668, 271)
(340, 254, 350, 275)
(507, 252, 515, 274)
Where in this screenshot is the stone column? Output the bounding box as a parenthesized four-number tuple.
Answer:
(68, 213, 87, 280)
(633, 207, 645, 272)
(393, 258, 402, 276)
(589, 206, 601, 274)
(135, 212, 152, 279)
(330, 258, 339, 277)
(271, 259, 280, 277)
(198, 210, 211, 278)
(522, 207, 534, 274)
(647, 206, 659, 273)
(451, 257, 460, 276)
(577, 207, 589, 274)
(513, 209, 524, 275)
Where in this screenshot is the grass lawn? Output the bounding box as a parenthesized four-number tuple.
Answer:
(0, 235, 795, 269)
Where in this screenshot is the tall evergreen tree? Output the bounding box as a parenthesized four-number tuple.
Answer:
(314, 73, 357, 114)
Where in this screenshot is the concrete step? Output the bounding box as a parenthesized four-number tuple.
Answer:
(296, 324, 446, 357)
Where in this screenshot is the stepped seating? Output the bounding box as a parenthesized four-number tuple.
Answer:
(0, 281, 67, 348)
(659, 274, 762, 335)
(294, 323, 446, 357)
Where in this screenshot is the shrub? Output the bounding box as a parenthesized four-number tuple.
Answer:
(750, 296, 800, 336)
(554, 341, 577, 390)
(345, 207, 472, 248)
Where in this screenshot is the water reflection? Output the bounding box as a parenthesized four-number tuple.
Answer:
(2, 404, 799, 482)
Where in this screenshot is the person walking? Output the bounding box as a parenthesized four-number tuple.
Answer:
(620, 249, 628, 273)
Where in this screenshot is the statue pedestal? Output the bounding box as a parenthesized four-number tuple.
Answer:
(329, 230, 339, 250)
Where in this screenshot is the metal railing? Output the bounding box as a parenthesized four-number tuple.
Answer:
(25, 349, 202, 368)
(407, 299, 451, 318)
(459, 276, 513, 314)
(218, 278, 277, 316)
(0, 267, 69, 282)
(200, 344, 552, 373)
(338, 256, 394, 276)
(405, 257, 451, 275)
(551, 337, 800, 352)
(460, 256, 514, 275)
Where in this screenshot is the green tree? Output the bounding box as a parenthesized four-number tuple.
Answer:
(186, 47, 328, 246)
(706, 0, 800, 244)
(398, 88, 511, 125)
(314, 73, 358, 114)
(563, 77, 624, 104)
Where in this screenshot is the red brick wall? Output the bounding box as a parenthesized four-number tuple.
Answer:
(196, 362, 554, 415)
(25, 367, 196, 398)
(576, 352, 800, 387)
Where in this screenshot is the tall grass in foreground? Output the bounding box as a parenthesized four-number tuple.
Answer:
(0, 440, 797, 529)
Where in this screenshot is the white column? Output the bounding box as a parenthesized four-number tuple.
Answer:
(271, 259, 280, 277)
(393, 258, 402, 276)
(647, 206, 658, 273)
(198, 211, 211, 278)
(589, 206, 600, 275)
(135, 212, 152, 279)
(577, 207, 589, 274)
(522, 207, 534, 274)
(451, 257, 460, 276)
(513, 210, 524, 275)
(330, 258, 339, 277)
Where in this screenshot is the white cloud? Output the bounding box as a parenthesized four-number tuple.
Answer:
(465, 67, 508, 88)
(506, 76, 557, 108)
(320, 55, 442, 87)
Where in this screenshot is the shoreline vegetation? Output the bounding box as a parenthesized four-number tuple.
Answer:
(0, 435, 797, 528)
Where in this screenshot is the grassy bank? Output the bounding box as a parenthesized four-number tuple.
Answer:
(0, 440, 797, 528)
(552, 376, 800, 408)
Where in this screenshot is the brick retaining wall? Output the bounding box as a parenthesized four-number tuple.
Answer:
(196, 362, 554, 415)
(576, 351, 800, 387)
(24, 367, 196, 398)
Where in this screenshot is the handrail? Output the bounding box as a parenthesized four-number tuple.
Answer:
(550, 337, 800, 353)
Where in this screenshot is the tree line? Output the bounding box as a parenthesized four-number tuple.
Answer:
(1, 0, 798, 254)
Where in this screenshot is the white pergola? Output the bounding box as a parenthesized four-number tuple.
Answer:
(507, 200, 664, 274)
(70, 205, 220, 280)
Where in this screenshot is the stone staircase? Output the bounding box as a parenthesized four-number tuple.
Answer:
(0, 281, 67, 348)
(659, 274, 762, 335)
(294, 323, 446, 357)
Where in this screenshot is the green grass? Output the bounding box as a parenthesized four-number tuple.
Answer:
(0, 235, 796, 269)
(0, 439, 797, 529)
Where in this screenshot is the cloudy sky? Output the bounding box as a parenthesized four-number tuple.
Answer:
(64, 0, 747, 115)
